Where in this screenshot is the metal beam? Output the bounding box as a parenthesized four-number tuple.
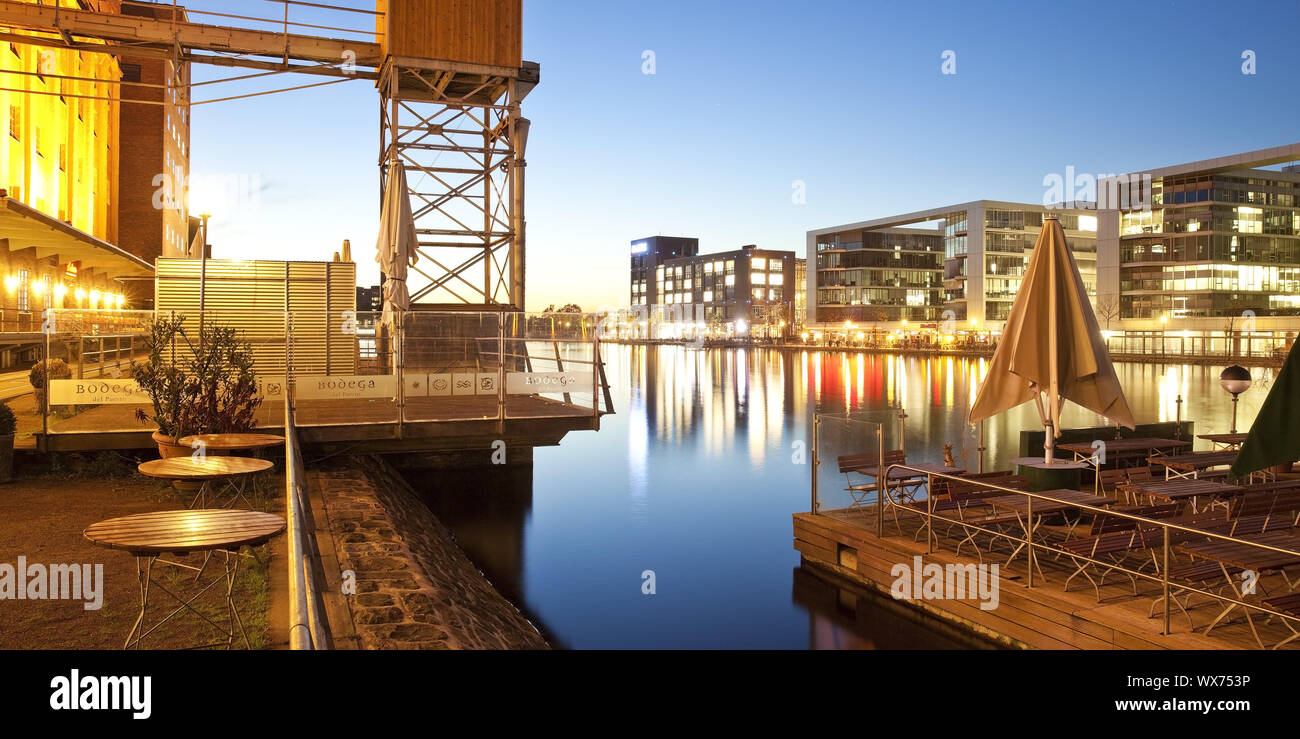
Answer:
(0, 0, 382, 68)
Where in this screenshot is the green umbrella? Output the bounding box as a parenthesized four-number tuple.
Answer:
(1231, 342, 1299, 477)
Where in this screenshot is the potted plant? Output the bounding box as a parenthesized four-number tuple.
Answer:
(0, 402, 15, 482)
(132, 315, 263, 458)
(132, 314, 195, 458)
(29, 358, 71, 413)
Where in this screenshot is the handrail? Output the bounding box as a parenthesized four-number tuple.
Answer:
(285, 383, 332, 650)
(877, 463, 1300, 638)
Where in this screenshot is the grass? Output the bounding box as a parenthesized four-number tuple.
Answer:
(0, 464, 282, 649)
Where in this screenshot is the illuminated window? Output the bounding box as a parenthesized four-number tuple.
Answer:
(703, 290, 713, 302)
(725, 274, 735, 287)
(752, 272, 766, 285)
(17, 269, 28, 311)
(752, 258, 767, 270)
(770, 272, 784, 286)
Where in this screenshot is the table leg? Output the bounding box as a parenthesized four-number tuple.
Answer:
(223, 550, 251, 650)
(124, 556, 153, 649)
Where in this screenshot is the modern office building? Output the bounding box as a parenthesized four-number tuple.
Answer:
(629, 235, 698, 307)
(628, 237, 798, 338)
(807, 201, 1099, 331)
(1097, 143, 1300, 330)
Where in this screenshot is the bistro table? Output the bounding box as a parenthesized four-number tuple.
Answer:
(1059, 437, 1193, 468)
(138, 456, 274, 510)
(984, 489, 1115, 583)
(1197, 433, 1249, 451)
(1177, 529, 1300, 649)
(1120, 478, 1244, 514)
(1147, 450, 1243, 481)
(84, 509, 286, 649)
(177, 433, 285, 504)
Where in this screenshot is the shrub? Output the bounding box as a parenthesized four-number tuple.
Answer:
(0, 403, 15, 435)
(132, 314, 263, 437)
(29, 358, 71, 389)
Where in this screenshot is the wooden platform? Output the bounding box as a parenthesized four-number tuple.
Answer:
(793, 508, 1300, 650)
(30, 395, 599, 453)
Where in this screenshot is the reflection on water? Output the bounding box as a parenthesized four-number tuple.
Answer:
(405, 345, 1272, 649)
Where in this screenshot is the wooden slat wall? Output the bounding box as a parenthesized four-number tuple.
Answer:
(155, 259, 357, 376)
(378, 0, 522, 68)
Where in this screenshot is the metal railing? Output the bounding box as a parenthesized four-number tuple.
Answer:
(36, 309, 614, 436)
(285, 385, 332, 650)
(867, 464, 1300, 640)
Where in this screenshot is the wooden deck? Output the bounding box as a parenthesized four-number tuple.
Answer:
(793, 507, 1300, 650)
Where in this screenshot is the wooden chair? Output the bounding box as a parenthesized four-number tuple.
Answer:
(837, 450, 906, 510)
(1059, 504, 1178, 602)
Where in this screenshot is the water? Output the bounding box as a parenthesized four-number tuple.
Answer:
(413, 345, 1275, 649)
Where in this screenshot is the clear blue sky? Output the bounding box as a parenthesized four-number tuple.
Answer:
(188, 0, 1300, 312)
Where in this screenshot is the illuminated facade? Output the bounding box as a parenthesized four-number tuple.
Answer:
(1097, 146, 1300, 325)
(808, 201, 1098, 330)
(0, 0, 182, 317)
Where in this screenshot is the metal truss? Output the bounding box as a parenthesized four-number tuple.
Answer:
(379, 60, 530, 310)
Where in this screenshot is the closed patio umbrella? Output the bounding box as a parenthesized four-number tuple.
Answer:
(376, 161, 417, 369)
(968, 215, 1135, 463)
(376, 161, 416, 327)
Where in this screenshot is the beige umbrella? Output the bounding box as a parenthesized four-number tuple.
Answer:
(968, 215, 1135, 463)
(376, 161, 417, 371)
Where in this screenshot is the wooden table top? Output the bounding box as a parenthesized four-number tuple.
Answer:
(1122, 478, 1244, 501)
(1147, 450, 1239, 470)
(986, 489, 1113, 515)
(84, 509, 286, 556)
(137, 456, 273, 481)
(1059, 437, 1191, 454)
(177, 433, 286, 451)
(1197, 433, 1248, 444)
(1178, 530, 1300, 572)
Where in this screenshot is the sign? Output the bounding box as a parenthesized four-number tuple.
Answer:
(295, 375, 396, 400)
(506, 371, 593, 395)
(49, 378, 146, 405)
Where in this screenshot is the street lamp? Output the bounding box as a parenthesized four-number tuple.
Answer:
(1219, 364, 1252, 433)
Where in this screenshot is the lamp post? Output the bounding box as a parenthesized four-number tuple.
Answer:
(1219, 364, 1252, 434)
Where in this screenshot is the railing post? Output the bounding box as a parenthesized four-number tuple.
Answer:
(1162, 525, 1171, 636)
(496, 312, 506, 422)
(876, 424, 885, 538)
(811, 414, 819, 515)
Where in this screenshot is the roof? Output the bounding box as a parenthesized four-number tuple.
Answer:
(0, 197, 154, 278)
(807, 199, 1099, 238)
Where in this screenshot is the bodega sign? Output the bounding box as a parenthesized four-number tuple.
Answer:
(295, 375, 397, 400)
(48, 379, 145, 405)
(506, 371, 593, 395)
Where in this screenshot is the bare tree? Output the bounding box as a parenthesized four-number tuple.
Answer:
(1095, 295, 1119, 329)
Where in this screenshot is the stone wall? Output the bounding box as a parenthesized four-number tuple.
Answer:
(313, 455, 548, 650)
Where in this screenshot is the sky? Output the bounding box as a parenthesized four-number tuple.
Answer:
(186, 0, 1300, 312)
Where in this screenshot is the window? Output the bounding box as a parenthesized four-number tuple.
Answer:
(752, 257, 767, 270)
(724, 274, 735, 287)
(752, 288, 765, 300)
(120, 63, 142, 83)
(770, 272, 784, 286)
(703, 290, 713, 302)
(751, 272, 766, 285)
(17, 269, 28, 311)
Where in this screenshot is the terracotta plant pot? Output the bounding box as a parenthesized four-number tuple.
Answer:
(152, 431, 190, 459)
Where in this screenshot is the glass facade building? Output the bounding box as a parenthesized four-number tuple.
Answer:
(1111, 169, 1300, 319)
(807, 201, 1098, 329)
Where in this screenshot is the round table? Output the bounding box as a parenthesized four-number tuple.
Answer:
(138, 456, 274, 509)
(177, 433, 285, 454)
(84, 509, 286, 649)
